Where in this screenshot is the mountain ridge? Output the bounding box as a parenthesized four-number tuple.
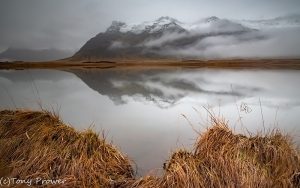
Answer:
(73, 16, 261, 59)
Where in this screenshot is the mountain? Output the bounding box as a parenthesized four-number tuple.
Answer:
(0, 48, 73, 62)
(73, 16, 260, 59)
(115, 16, 185, 34)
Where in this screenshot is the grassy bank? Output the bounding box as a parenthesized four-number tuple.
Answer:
(0, 110, 134, 187)
(0, 110, 299, 187)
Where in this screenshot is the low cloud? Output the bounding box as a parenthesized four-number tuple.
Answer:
(109, 41, 127, 49)
(143, 32, 187, 47)
(158, 27, 300, 58)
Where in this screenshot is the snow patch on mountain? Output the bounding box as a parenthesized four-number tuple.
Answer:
(108, 15, 300, 35)
(111, 16, 251, 34)
(107, 16, 251, 34)
(118, 16, 183, 34)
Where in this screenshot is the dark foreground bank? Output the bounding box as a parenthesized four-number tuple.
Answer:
(0, 110, 299, 187)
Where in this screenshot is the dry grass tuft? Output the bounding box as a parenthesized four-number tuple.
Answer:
(124, 120, 300, 188)
(0, 110, 134, 187)
(1, 110, 299, 187)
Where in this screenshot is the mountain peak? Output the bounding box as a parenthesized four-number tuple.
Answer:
(106, 21, 126, 32)
(156, 16, 178, 23)
(106, 17, 184, 34)
(203, 16, 220, 23)
(144, 16, 184, 33)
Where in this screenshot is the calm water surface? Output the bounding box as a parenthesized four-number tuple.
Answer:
(0, 68, 299, 175)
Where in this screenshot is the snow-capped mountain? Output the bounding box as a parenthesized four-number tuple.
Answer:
(117, 16, 184, 34)
(106, 16, 251, 35)
(73, 16, 262, 59)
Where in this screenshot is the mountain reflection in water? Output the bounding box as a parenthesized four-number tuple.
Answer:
(0, 68, 299, 175)
(70, 69, 261, 108)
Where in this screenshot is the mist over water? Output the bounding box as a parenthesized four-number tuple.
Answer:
(0, 68, 300, 175)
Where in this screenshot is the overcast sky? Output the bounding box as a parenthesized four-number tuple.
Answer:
(0, 0, 300, 53)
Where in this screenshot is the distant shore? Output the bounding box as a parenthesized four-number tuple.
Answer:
(1, 59, 300, 70)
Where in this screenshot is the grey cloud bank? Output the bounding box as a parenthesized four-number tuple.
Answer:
(0, 0, 300, 58)
(160, 27, 300, 58)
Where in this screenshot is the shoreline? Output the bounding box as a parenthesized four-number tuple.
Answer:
(1, 59, 300, 70)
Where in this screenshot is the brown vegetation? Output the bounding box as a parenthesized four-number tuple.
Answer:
(0, 109, 300, 187)
(0, 110, 134, 187)
(1, 59, 300, 70)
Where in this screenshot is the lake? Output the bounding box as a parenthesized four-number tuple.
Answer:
(0, 68, 299, 175)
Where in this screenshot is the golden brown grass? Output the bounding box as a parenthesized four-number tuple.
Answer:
(1, 109, 299, 187)
(0, 110, 134, 187)
(123, 120, 300, 188)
